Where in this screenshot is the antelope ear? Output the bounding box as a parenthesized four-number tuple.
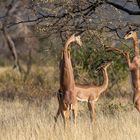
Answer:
(75, 31, 84, 37)
(128, 26, 132, 30)
(132, 28, 138, 32)
(75, 33, 80, 37)
(106, 60, 112, 63)
(70, 34, 76, 38)
(73, 33, 76, 37)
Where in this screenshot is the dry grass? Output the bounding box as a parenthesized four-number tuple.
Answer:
(0, 97, 139, 140)
(0, 66, 139, 140)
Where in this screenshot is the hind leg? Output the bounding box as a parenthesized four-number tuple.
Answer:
(63, 109, 70, 129)
(88, 101, 96, 126)
(72, 102, 78, 127)
(54, 90, 64, 123)
(135, 99, 140, 113)
(133, 93, 140, 113)
(54, 106, 61, 123)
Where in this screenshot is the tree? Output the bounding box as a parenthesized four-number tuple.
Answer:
(0, 0, 38, 74)
(0, 0, 139, 71)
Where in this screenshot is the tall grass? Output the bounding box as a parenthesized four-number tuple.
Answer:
(0, 97, 139, 140)
(0, 66, 139, 140)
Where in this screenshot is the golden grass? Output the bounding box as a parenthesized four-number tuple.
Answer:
(0, 66, 139, 140)
(0, 97, 139, 140)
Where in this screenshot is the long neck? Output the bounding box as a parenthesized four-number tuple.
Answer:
(126, 54, 132, 68)
(133, 33, 139, 56)
(63, 39, 73, 60)
(99, 68, 109, 93)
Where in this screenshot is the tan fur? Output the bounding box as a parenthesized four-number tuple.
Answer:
(124, 31, 139, 56)
(58, 34, 82, 128)
(124, 30, 140, 113)
(55, 62, 111, 126)
(75, 62, 111, 125)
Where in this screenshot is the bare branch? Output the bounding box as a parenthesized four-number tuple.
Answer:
(106, 1, 140, 15)
(106, 46, 128, 59)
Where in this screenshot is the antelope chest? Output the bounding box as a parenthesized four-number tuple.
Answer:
(133, 56, 140, 68)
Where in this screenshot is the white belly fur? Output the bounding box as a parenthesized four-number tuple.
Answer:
(76, 97, 88, 102)
(76, 97, 98, 102)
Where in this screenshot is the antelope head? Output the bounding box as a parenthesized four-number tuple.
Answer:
(68, 34, 82, 47)
(97, 61, 112, 71)
(124, 27, 138, 40)
(75, 35, 82, 47)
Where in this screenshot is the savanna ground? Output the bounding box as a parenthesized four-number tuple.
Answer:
(0, 66, 139, 140)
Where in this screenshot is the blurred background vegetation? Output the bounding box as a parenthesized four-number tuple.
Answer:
(0, 1, 140, 139)
(0, 0, 139, 106)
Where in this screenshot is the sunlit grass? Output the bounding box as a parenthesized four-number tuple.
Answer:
(0, 97, 139, 140)
(0, 66, 139, 140)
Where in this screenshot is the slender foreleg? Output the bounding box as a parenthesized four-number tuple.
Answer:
(72, 101, 78, 127)
(88, 101, 96, 126)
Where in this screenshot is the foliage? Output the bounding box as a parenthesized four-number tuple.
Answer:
(70, 35, 130, 86)
(0, 66, 59, 102)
